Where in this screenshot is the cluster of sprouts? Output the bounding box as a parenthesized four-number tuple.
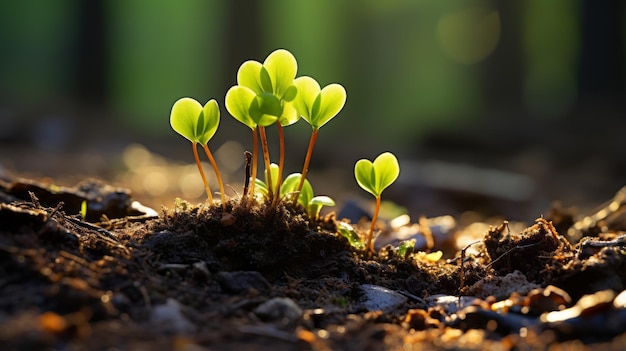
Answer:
(170, 49, 400, 254)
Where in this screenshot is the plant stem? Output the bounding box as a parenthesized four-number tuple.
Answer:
(241, 151, 252, 207)
(202, 144, 226, 211)
(258, 126, 273, 200)
(271, 123, 285, 208)
(249, 127, 258, 203)
(192, 142, 213, 202)
(295, 128, 319, 204)
(366, 196, 381, 255)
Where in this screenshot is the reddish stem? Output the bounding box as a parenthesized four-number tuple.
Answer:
(202, 144, 226, 211)
(271, 123, 285, 207)
(366, 196, 381, 255)
(258, 126, 273, 200)
(295, 128, 319, 203)
(192, 142, 213, 202)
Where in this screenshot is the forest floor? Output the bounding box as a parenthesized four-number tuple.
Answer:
(1, 175, 626, 350)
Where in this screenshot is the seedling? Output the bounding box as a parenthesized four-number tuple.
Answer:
(255, 164, 335, 221)
(226, 49, 299, 206)
(292, 76, 346, 202)
(170, 98, 226, 210)
(354, 152, 400, 254)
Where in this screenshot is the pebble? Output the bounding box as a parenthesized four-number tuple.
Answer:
(359, 284, 408, 312)
(254, 297, 303, 325)
(215, 271, 271, 294)
(150, 298, 195, 334)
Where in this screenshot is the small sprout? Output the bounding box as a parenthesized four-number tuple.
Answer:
(281, 173, 335, 220)
(354, 152, 400, 254)
(170, 98, 227, 210)
(397, 239, 416, 257)
(80, 200, 87, 220)
(337, 222, 365, 250)
(226, 49, 300, 205)
(292, 76, 346, 202)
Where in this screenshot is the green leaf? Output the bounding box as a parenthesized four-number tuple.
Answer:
(249, 93, 281, 127)
(278, 102, 300, 127)
(281, 173, 312, 207)
(197, 99, 220, 145)
(225, 86, 257, 129)
(293, 76, 320, 121)
(313, 84, 346, 129)
(354, 152, 400, 197)
(263, 49, 298, 98)
(337, 222, 365, 250)
(170, 97, 220, 145)
(170, 97, 203, 143)
(254, 178, 269, 200)
(237, 60, 264, 95)
(307, 196, 335, 220)
(293, 76, 346, 129)
(397, 239, 416, 257)
(264, 163, 280, 193)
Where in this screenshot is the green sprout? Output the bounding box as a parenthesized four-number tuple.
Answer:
(281, 173, 335, 221)
(354, 152, 400, 254)
(225, 49, 299, 207)
(292, 76, 346, 203)
(337, 222, 365, 250)
(255, 164, 335, 221)
(170, 97, 226, 210)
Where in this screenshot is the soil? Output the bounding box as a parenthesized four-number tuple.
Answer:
(1, 175, 626, 350)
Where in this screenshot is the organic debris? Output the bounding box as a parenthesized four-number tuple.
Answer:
(1, 177, 626, 350)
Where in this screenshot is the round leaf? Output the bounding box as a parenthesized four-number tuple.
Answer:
(170, 97, 203, 143)
(373, 152, 400, 194)
(354, 152, 400, 197)
(225, 86, 257, 129)
(263, 49, 298, 98)
(354, 158, 377, 196)
(278, 102, 300, 127)
(237, 60, 264, 95)
(249, 93, 280, 126)
(312, 84, 346, 129)
(293, 76, 321, 122)
(197, 99, 220, 145)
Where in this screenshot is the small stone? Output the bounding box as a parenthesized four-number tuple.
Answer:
(254, 297, 303, 325)
(215, 271, 271, 294)
(360, 284, 407, 312)
(150, 298, 195, 333)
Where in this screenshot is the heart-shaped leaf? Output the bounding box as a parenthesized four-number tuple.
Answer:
(249, 93, 281, 127)
(225, 86, 257, 129)
(281, 173, 313, 207)
(170, 97, 220, 145)
(263, 49, 298, 99)
(237, 60, 264, 95)
(354, 152, 400, 198)
(293, 76, 346, 130)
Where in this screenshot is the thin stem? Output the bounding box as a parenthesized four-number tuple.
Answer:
(192, 142, 213, 202)
(202, 144, 226, 211)
(258, 126, 273, 201)
(248, 127, 258, 208)
(366, 196, 381, 255)
(295, 128, 319, 203)
(271, 123, 285, 207)
(241, 151, 252, 206)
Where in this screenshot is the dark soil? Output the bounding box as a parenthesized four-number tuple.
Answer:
(1, 176, 626, 350)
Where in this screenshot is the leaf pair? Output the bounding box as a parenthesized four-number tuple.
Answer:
(293, 76, 347, 130)
(170, 97, 226, 209)
(354, 152, 400, 254)
(354, 152, 400, 198)
(225, 49, 299, 128)
(170, 98, 219, 144)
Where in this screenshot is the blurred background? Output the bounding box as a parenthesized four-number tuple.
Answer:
(0, 0, 624, 221)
